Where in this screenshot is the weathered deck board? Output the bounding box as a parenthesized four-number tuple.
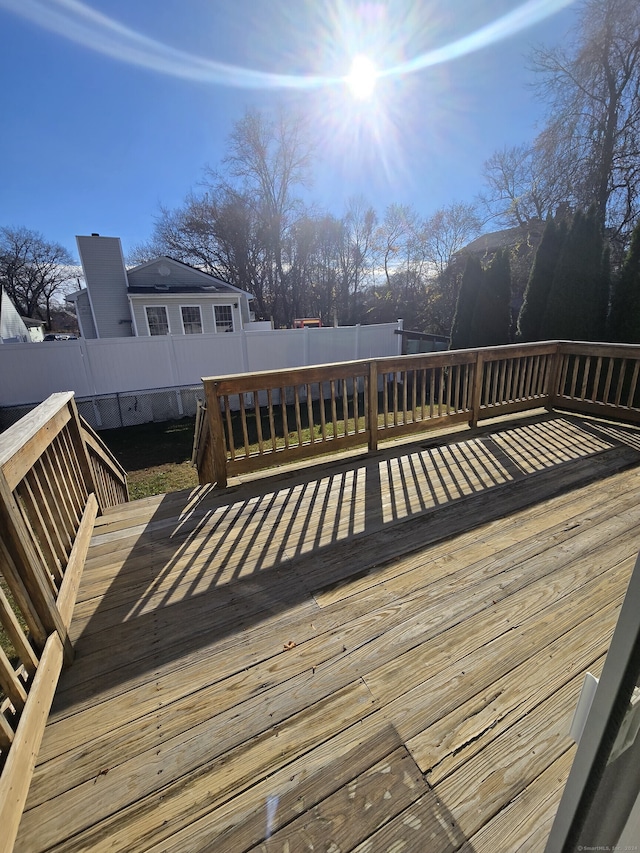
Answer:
(14, 412, 640, 853)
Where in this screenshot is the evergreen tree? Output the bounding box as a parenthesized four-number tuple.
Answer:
(607, 219, 640, 342)
(450, 254, 482, 349)
(593, 245, 610, 341)
(541, 208, 605, 340)
(471, 249, 511, 347)
(517, 218, 566, 341)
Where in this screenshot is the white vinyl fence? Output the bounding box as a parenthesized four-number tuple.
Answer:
(0, 323, 402, 429)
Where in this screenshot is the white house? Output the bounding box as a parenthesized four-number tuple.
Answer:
(0, 287, 30, 343)
(68, 234, 256, 339)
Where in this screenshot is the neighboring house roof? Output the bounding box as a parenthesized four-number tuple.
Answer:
(458, 221, 546, 258)
(127, 256, 252, 299)
(21, 317, 45, 329)
(127, 285, 239, 295)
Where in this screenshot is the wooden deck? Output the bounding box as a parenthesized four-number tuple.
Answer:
(15, 411, 640, 852)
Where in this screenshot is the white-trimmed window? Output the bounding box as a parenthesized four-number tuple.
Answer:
(214, 304, 234, 333)
(145, 305, 169, 335)
(181, 305, 203, 334)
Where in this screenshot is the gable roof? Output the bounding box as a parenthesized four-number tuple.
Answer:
(127, 256, 252, 298)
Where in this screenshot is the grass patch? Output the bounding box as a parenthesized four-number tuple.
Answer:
(0, 577, 25, 670)
(100, 417, 199, 500)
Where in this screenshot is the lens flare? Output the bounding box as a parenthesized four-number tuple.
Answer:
(0, 0, 577, 89)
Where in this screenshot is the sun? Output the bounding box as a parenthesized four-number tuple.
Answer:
(346, 55, 377, 100)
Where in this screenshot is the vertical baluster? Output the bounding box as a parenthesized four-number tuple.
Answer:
(462, 363, 470, 412)
(626, 360, 640, 408)
(497, 360, 506, 404)
(330, 380, 339, 439)
(37, 453, 73, 554)
(412, 369, 417, 423)
(488, 361, 496, 406)
(580, 356, 592, 400)
(591, 357, 603, 402)
(530, 356, 541, 398)
(45, 444, 78, 534)
(306, 384, 315, 443)
(505, 358, 514, 402)
(254, 391, 264, 455)
(614, 360, 627, 406)
(267, 389, 277, 451)
(569, 356, 580, 398)
(512, 358, 522, 401)
(224, 397, 236, 461)
(353, 378, 360, 434)
(281, 388, 290, 449)
(239, 393, 250, 457)
(16, 479, 62, 585)
(318, 383, 327, 441)
(294, 386, 303, 446)
(402, 371, 408, 425)
(601, 358, 614, 403)
(342, 378, 349, 436)
(430, 370, 435, 419)
(383, 373, 389, 429)
(393, 373, 399, 426)
(446, 365, 453, 414)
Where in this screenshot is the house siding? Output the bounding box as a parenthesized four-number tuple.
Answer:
(0, 288, 30, 342)
(130, 296, 241, 336)
(74, 290, 97, 339)
(76, 236, 133, 339)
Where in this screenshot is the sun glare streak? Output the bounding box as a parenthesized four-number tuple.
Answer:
(1, 0, 577, 89)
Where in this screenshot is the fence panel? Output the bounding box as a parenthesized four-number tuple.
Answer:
(0, 323, 401, 413)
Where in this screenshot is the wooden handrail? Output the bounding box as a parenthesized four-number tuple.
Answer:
(0, 392, 129, 853)
(198, 341, 640, 486)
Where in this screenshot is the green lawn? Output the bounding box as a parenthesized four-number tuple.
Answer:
(100, 417, 199, 500)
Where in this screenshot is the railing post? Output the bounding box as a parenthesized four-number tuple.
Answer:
(368, 360, 379, 452)
(469, 350, 484, 428)
(546, 342, 563, 410)
(204, 380, 228, 488)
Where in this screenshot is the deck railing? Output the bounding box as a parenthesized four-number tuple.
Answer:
(0, 392, 128, 852)
(195, 341, 640, 487)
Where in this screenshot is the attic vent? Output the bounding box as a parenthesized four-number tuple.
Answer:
(157, 263, 171, 277)
(91, 233, 100, 236)
(154, 284, 170, 291)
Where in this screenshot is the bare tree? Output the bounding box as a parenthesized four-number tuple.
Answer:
(339, 196, 377, 323)
(422, 201, 483, 273)
(139, 108, 315, 326)
(481, 145, 557, 227)
(0, 226, 75, 327)
(531, 0, 640, 248)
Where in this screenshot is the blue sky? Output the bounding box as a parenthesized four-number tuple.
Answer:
(0, 0, 579, 259)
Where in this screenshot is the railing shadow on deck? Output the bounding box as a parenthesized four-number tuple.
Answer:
(53, 409, 640, 720)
